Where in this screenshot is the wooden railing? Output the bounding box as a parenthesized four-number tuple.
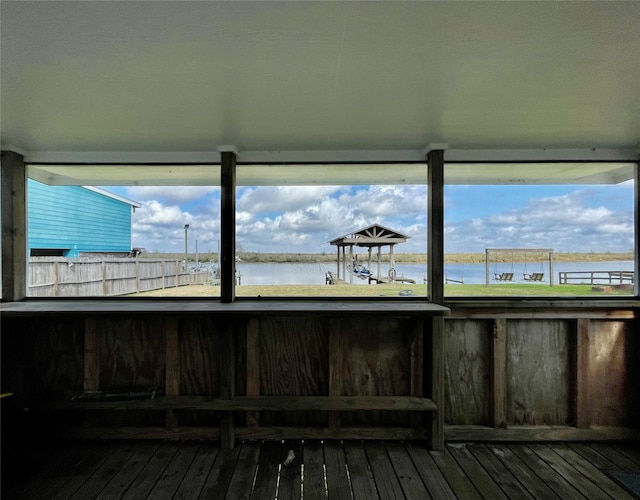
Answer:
(558, 270, 634, 285)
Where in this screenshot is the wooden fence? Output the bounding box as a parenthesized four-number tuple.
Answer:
(28, 257, 208, 297)
(558, 270, 634, 285)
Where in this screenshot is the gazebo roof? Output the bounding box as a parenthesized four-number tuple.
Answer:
(329, 224, 410, 248)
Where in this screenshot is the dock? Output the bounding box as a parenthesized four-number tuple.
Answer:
(368, 276, 416, 284)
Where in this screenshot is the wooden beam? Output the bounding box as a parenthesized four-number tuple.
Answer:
(427, 149, 444, 304)
(635, 162, 639, 297)
(43, 395, 437, 412)
(35, 425, 430, 442)
(575, 319, 591, 429)
(446, 425, 640, 442)
(220, 151, 236, 303)
(1, 151, 27, 301)
(430, 316, 445, 451)
(490, 319, 507, 428)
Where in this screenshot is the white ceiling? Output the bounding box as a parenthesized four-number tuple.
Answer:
(2, 1, 640, 158)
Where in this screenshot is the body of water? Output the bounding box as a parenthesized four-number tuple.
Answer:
(235, 260, 635, 286)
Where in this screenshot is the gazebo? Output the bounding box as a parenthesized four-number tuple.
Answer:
(329, 224, 409, 284)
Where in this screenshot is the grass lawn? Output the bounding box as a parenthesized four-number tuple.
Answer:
(130, 282, 628, 298)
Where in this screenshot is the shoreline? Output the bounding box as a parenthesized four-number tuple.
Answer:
(142, 252, 634, 265)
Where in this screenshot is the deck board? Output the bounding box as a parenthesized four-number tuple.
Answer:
(528, 444, 611, 499)
(278, 440, 303, 500)
(95, 441, 160, 499)
(511, 444, 585, 500)
(224, 441, 261, 500)
(466, 444, 535, 499)
(344, 441, 379, 499)
(323, 440, 351, 498)
(172, 443, 219, 500)
(364, 441, 405, 499)
(385, 441, 432, 499)
(447, 443, 509, 500)
(147, 442, 202, 500)
(2, 439, 639, 500)
(302, 440, 326, 500)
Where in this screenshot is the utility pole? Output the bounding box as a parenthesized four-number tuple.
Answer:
(184, 224, 189, 270)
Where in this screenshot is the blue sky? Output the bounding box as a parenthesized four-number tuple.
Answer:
(109, 181, 635, 255)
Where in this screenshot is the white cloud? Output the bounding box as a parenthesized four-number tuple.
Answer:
(445, 188, 634, 253)
(237, 186, 339, 213)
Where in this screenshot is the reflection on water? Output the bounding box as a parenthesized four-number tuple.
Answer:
(236, 260, 634, 286)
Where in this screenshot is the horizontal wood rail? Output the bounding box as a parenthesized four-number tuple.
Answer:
(44, 395, 437, 412)
(558, 270, 634, 285)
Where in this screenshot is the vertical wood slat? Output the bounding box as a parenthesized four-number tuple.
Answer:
(491, 319, 507, 428)
(1, 151, 27, 301)
(410, 319, 424, 428)
(220, 320, 236, 448)
(430, 316, 445, 451)
(246, 319, 260, 427)
(165, 318, 180, 429)
(84, 318, 100, 391)
(328, 320, 341, 429)
(220, 150, 237, 303)
(576, 319, 591, 429)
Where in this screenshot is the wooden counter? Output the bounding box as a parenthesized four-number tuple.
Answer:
(2, 299, 449, 449)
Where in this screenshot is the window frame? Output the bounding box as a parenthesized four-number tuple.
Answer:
(2, 151, 639, 305)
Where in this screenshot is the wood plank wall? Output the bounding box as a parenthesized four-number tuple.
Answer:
(1, 313, 638, 439)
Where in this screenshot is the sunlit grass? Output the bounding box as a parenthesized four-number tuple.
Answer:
(130, 282, 629, 298)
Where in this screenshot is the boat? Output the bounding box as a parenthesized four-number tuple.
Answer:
(352, 264, 373, 279)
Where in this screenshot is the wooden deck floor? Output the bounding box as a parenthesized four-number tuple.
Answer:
(2, 440, 640, 499)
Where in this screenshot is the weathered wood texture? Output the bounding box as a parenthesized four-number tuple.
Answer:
(1, 312, 637, 443)
(28, 257, 205, 297)
(506, 320, 571, 425)
(332, 317, 412, 426)
(444, 319, 490, 425)
(6, 440, 640, 500)
(587, 320, 640, 426)
(96, 318, 166, 390)
(177, 318, 222, 427)
(258, 318, 328, 425)
(1, 151, 27, 300)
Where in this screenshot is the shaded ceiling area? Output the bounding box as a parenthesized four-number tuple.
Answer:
(2, 1, 639, 156)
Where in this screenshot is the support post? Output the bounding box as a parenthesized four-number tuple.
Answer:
(635, 163, 639, 297)
(427, 148, 445, 304)
(220, 148, 237, 302)
(349, 245, 353, 284)
(491, 319, 507, 428)
(427, 146, 446, 450)
(430, 316, 445, 450)
(485, 249, 490, 287)
(1, 151, 27, 301)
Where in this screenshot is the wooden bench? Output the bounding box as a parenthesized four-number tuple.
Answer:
(523, 272, 544, 282)
(494, 272, 514, 281)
